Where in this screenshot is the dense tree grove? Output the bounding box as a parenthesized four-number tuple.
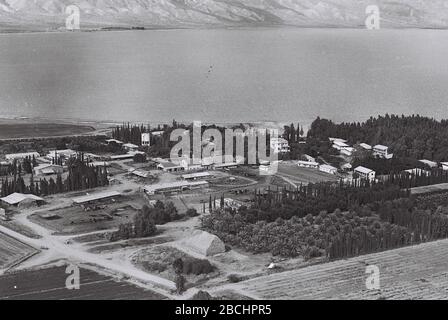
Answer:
(0, 154, 109, 197)
(0, 135, 123, 156)
(306, 114, 448, 161)
(243, 181, 409, 222)
(111, 122, 272, 161)
(110, 201, 180, 241)
(0, 157, 37, 176)
(201, 173, 448, 261)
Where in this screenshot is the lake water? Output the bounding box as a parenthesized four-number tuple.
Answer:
(0, 28, 448, 125)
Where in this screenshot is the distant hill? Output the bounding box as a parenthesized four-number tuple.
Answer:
(1, 0, 448, 32)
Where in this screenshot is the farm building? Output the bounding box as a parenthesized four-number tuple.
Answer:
(213, 162, 239, 170)
(354, 166, 376, 181)
(0, 193, 44, 207)
(129, 168, 151, 178)
(123, 143, 139, 151)
(5, 152, 40, 162)
(297, 160, 319, 169)
(33, 164, 64, 176)
(71, 191, 121, 205)
(181, 172, 211, 181)
(419, 159, 438, 168)
(143, 181, 208, 195)
(180, 230, 226, 256)
(319, 164, 338, 175)
(157, 161, 184, 172)
(109, 153, 135, 161)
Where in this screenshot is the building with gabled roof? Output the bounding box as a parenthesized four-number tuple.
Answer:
(354, 166, 376, 181)
(1, 193, 44, 207)
(180, 230, 226, 256)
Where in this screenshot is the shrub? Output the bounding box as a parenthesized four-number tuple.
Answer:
(227, 274, 243, 283)
(183, 258, 214, 275)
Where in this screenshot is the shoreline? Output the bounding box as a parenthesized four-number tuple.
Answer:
(0, 25, 447, 36)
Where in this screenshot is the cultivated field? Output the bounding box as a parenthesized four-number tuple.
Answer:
(0, 265, 166, 300)
(0, 233, 38, 269)
(228, 239, 448, 300)
(0, 123, 94, 139)
(411, 183, 448, 195)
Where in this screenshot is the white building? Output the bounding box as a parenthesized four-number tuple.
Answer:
(419, 159, 438, 168)
(319, 164, 338, 175)
(46, 149, 77, 162)
(298, 160, 319, 169)
(332, 140, 349, 151)
(359, 143, 372, 150)
(354, 166, 376, 181)
(441, 162, 448, 171)
(270, 137, 290, 154)
(404, 168, 430, 176)
(33, 164, 64, 176)
(157, 161, 184, 172)
(329, 138, 347, 143)
(141, 133, 150, 146)
(5, 152, 40, 162)
(373, 145, 393, 159)
(340, 147, 355, 157)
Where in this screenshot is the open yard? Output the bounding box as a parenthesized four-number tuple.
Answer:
(277, 163, 339, 184)
(227, 238, 448, 300)
(0, 265, 166, 300)
(0, 233, 38, 269)
(30, 202, 139, 235)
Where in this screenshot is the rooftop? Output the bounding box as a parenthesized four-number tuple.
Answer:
(1, 193, 44, 205)
(181, 172, 212, 179)
(72, 191, 121, 204)
(144, 180, 208, 193)
(354, 166, 374, 174)
(373, 144, 388, 151)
